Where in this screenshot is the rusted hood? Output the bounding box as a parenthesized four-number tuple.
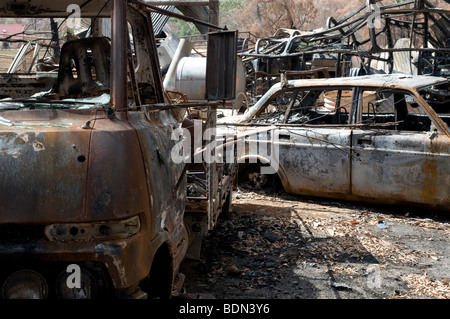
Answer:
(0, 109, 148, 224)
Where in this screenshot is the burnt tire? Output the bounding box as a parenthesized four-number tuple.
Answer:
(238, 163, 282, 191)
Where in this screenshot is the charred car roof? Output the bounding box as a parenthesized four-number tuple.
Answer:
(242, 74, 449, 122)
(238, 74, 450, 137)
(275, 74, 448, 91)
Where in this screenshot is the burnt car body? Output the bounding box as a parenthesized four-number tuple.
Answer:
(220, 74, 450, 211)
(0, 0, 233, 299)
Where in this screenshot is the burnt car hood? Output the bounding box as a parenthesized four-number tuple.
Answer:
(0, 109, 148, 224)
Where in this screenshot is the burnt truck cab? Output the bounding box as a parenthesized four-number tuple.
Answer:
(0, 1, 191, 298)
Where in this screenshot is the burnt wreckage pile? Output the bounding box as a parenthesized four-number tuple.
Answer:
(238, 0, 450, 110)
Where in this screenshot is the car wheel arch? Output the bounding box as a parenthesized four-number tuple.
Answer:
(238, 155, 290, 191)
(141, 242, 174, 299)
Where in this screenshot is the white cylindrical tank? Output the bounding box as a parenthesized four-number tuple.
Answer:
(174, 56, 247, 109)
(175, 57, 207, 100)
(163, 39, 195, 92)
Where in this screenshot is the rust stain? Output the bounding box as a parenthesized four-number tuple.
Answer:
(421, 159, 438, 203)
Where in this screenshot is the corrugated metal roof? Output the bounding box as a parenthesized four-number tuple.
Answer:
(147, 1, 210, 35)
(176, 5, 209, 34)
(151, 5, 176, 37)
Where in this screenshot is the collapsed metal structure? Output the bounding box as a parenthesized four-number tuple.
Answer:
(238, 0, 450, 107)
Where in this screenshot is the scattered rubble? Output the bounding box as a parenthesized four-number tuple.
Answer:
(181, 189, 450, 299)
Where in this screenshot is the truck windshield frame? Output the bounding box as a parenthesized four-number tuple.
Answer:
(0, 1, 121, 109)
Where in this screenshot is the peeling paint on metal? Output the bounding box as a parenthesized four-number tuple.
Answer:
(32, 140, 45, 152)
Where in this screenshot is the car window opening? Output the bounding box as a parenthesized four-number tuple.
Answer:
(358, 88, 445, 133)
(251, 88, 353, 126)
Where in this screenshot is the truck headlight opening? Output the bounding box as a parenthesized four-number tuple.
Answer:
(2, 270, 48, 299)
(56, 267, 97, 299)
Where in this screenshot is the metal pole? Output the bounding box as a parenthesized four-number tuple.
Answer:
(209, 0, 219, 32)
(163, 39, 194, 92)
(111, 0, 128, 111)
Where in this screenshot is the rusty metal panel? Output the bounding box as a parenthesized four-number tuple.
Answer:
(85, 117, 150, 221)
(351, 130, 450, 210)
(0, 110, 92, 224)
(0, 109, 150, 223)
(0, 75, 52, 99)
(127, 110, 188, 268)
(205, 30, 238, 101)
(238, 126, 352, 196)
(276, 127, 352, 196)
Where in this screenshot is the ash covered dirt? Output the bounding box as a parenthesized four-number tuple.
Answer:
(180, 189, 450, 299)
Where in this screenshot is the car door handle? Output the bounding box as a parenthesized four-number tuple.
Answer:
(279, 134, 290, 141)
(357, 138, 372, 145)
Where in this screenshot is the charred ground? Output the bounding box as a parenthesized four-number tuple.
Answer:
(180, 189, 450, 299)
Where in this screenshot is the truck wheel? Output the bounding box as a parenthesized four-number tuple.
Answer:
(143, 245, 173, 299)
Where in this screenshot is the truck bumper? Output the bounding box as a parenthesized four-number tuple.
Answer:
(0, 231, 152, 299)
